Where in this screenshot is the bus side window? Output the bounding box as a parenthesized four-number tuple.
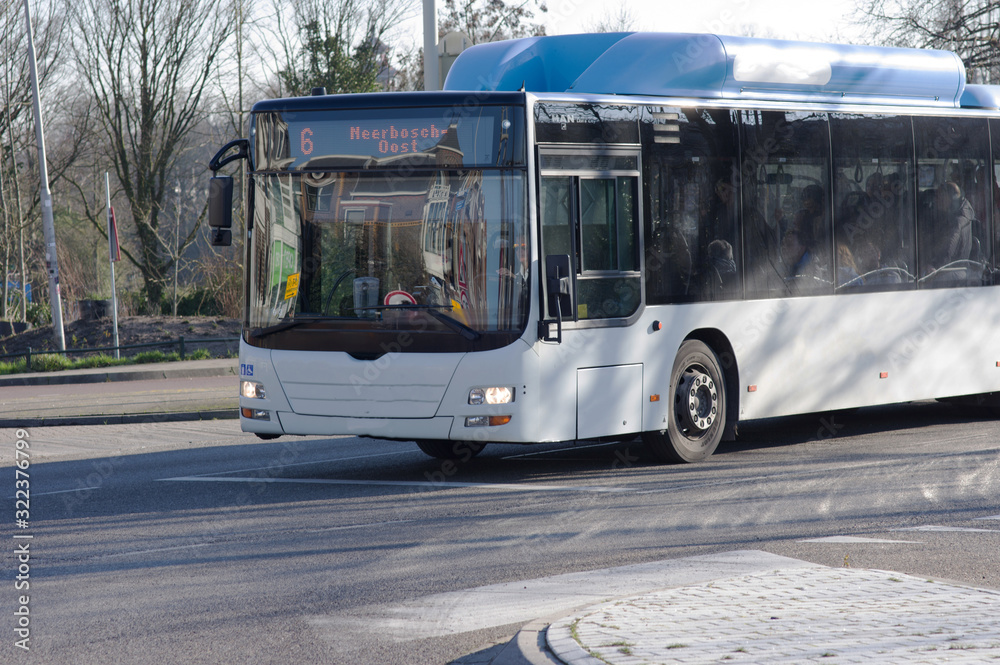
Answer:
(992, 119, 1000, 284)
(914, 117, 991, 287)
(643, 108, 742, 304)
(830, 113, 915, 292)
(741, 110, 833, 298)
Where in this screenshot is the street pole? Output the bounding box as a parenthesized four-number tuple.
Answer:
(173, 181, 179, 317)
(422, 0, 439, 91)
(105, 173, 120, 359)
(22, 0, 65, 350)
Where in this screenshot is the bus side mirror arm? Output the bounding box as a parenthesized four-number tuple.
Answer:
(541, 254, 572, 343)
(209, 138, 250, 172)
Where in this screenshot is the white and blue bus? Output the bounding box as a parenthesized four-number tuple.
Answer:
(209, 32, 1000, 463)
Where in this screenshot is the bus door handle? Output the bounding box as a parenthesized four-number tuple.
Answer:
(543, 254, 572, 343)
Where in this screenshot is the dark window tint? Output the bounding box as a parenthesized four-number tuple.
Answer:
(644, 108, 742, 304)
(913, 117, 990, 287)
(535, 103, 639, 144)
(741, 111, 832, 298)
(830, 114, 916, 291)
(990, 119, 1000, 284)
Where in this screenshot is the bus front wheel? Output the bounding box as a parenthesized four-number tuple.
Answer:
(643, 339, 727, 463)
(415, 439, 485, 461)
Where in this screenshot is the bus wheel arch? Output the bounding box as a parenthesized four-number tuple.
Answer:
(643, 332, 738, 463)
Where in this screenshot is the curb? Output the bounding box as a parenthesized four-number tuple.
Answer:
(0, 408, 239, 428)
(0, 360, 238, 387)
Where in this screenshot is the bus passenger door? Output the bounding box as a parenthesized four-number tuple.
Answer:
(537, 148, 643, 440)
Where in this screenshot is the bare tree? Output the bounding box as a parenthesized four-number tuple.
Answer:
(66, 0, 236, 310)
(585, 6, 637, 33)
(249, 0, 412, 99)
(856, 0, 1000, 82)
(0, 0, 73, 324)
(440, 0, 547, 45)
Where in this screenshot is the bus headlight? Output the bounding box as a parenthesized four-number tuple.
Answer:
(469, 386, 514, 405)
(241, 380, 266, 399)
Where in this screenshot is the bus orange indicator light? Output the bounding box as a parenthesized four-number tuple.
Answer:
(650, 394, 660, 402)
(489, 415, 512, 426)
(880, 372, 888, 379)
(747, 385, 757, 393)
(652, 320, 663, 331)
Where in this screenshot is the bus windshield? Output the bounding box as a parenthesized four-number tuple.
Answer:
(248, 163, 528, 352)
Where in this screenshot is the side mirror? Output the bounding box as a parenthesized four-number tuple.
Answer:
(208, 175, 233, 246)
(545, 254, 573, 318)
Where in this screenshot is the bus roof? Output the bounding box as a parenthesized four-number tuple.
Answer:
(250, 90, 526, 113)
(443, 32, 983, 109)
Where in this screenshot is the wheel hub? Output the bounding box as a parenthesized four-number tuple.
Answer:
(676, 370, 717, 433)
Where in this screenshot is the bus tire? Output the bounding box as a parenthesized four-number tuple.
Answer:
(415, 439, 485, 461)
(643, 339, 726, 463)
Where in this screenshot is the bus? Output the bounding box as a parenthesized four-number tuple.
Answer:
(209, 32, 1000, 463)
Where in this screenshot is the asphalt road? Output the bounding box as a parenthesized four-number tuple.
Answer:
(6, 401, 1000, 664)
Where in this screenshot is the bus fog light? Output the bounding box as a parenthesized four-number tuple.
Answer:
(469, 386, 514, 405)
(241, 380, 266, 399)
(465, 415, 511, 427)
(241, 407, 270, 421)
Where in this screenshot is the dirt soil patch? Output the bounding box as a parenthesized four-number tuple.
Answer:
(0, 316, 242, 359)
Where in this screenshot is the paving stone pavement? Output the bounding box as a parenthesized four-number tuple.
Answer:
(547, 566, 1000, 664)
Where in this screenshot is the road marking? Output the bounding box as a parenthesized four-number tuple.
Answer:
(174, 451, 417, 479)
(976, 514, 1000, 521)
(501, 441, 621, 458)
(99, 543, 212, 558)
(306, 551, 821, 642)
(892, 525, 1000, 533)
(28, 486, 104, 497)
(799, 536, 919, 544)
(306, 519, 415, 533)
(158, 475, 634, 493)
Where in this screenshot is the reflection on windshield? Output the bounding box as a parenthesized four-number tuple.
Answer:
(248, 169, 528, 338)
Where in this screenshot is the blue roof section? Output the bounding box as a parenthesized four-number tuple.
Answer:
(444, 32, 972, 108)
(441, 33, 631, 94)
(961, 84, 1000, 109)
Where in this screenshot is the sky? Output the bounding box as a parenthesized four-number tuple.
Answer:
(540, 0, 864, 43)
(398, 0, 867, 48)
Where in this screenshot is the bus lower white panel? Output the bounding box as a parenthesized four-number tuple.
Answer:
(577, 364, 643, 439)
(272, 350, 462, 418)
(728, 289, 1000, 420)
(275, 412, 455, 439)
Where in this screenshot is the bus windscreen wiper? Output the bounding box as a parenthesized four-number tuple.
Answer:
(251, 316, 330, 338)
(355, 304, 481, 341)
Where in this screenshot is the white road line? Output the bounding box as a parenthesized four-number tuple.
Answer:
(28, 486, 104, 497)
(501, 441, 621, 458)
(98, 543, 212, 558)
(976, 514, 1000, 521)
(180, 450, 417, 479)
(306, 519, 415, 533)
(306, 550, 821, 642)
(157, 475, 633, 493)
(799, 536, 919, 544)
(892, 525, 1000, 533)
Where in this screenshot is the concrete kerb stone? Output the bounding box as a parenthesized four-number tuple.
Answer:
(0, 409, 238, 429)
(0, 358, 238, 387)
(544, 566, 1000, 665)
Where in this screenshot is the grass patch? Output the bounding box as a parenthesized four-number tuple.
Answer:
(0, 348, 220, 375)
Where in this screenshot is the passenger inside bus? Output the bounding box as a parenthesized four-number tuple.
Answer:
(922, 181, 974, 282)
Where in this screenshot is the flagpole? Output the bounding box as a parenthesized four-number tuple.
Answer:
(105, 172, 120, 359)
(23, 0, 64, 350)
